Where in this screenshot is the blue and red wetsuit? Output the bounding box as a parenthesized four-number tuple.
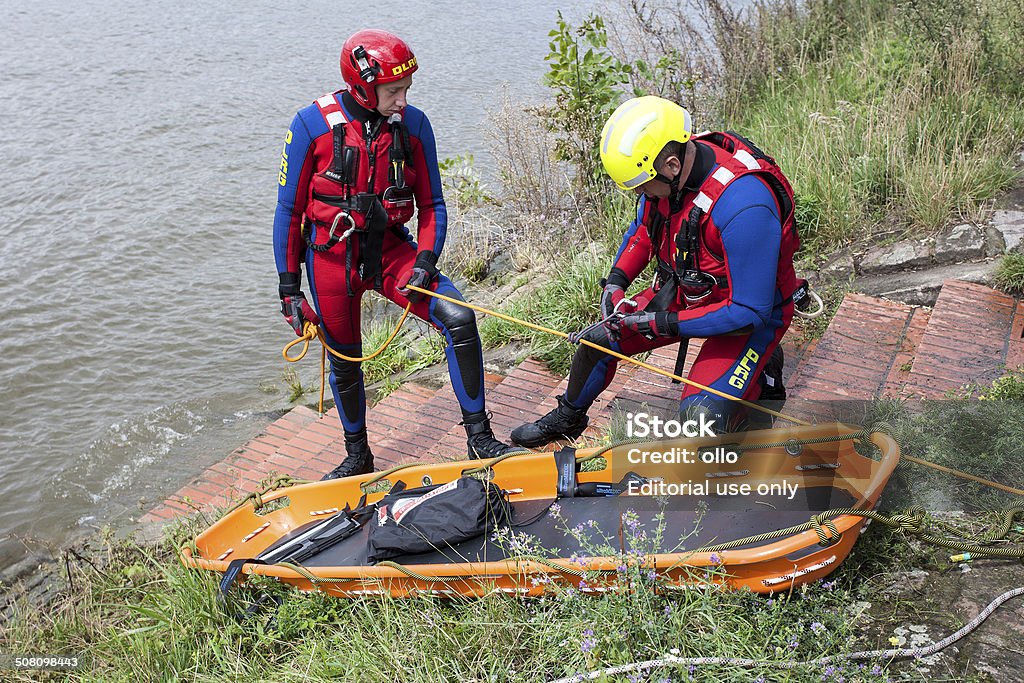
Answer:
(565, 133, 799, 426)
(274, 90, 485, 435)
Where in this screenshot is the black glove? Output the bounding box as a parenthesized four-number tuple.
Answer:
(600, 268, 634, 319)
(607, 311, 678, 341)
(397, 251, 439, 303)
(278, 272, 319, 336)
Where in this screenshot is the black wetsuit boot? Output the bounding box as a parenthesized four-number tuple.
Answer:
(462, 411, 520, 459)
(321, 430, 374, 480)
(510, 395, 590, 448)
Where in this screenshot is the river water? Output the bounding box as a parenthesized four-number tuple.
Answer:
(0, 0, 600, 571)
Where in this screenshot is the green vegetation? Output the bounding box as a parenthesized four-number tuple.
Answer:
(0, 517, 892, 682)
(995, 252, 1024, 296)
(359, 315, 445, 386)
(981, 368, 1024, 401)
(729, 11, 1024, 251)
(479, 247, 610, 373)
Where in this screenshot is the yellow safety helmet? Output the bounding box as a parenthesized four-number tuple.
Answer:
(599, 96, 693, 190)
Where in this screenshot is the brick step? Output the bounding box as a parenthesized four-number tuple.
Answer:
(141, 380, 445, 523)
(904, 279, 1021, 398)
(787, 292, 919, 402)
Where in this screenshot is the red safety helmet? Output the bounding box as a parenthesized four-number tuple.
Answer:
(340, 29, 418, 110)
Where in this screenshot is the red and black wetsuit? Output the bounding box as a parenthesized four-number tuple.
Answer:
(273, 90, 485, 434)
(566, 132, 800, 426)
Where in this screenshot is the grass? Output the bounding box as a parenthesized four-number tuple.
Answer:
(1, 516, 895, 683)
(479, 246, 613, 375)
(994, 252, 1024, 297)
(359, 313, 446, 386)
(728, 23, 1024, 255)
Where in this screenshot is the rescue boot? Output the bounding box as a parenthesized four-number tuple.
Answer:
(462, 412, 519, 460)
(510, 396, 589, 448)
(321, 430, 374, 480)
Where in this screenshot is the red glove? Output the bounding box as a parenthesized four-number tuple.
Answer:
(280, 293, 320, 336)
(600, 284, 638, 319)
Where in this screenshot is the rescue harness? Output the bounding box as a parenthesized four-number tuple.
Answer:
(302, 92, 415, 294)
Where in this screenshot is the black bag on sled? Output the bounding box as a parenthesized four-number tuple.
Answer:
(366, 477, 510, 564)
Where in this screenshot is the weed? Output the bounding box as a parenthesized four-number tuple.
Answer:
(995, 252, 1024, 296)
(981, 368, 1024, 400)
(281, 367, 308, 402)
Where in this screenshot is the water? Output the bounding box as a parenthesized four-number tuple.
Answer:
(0, 0, 598, 571)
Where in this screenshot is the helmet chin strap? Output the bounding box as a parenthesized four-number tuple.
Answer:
(653, 167, 684, 210)
(652, 145, 687, 200)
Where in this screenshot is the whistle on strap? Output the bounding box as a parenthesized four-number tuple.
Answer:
(387, 113, 408, 188)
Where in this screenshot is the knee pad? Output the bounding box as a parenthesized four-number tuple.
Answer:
(328, 356, 361, 387)
(576, 324, 616, 366)
(432, 296, 478, 345)
(428, 295, 484, 406)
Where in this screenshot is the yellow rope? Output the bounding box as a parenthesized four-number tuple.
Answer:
(902, 454, 1024, 497)
(272, 284, 1020, 499)
(281, 303, 413, 416)
(408, 284, 809, 427)
(282, 303, 413, 363)
(404, 285, 1023, 498)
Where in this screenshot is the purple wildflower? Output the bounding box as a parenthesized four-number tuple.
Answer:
(810, 622, 826, 634)
(580, 629, 596, 654)
(709, 553, 721, 564)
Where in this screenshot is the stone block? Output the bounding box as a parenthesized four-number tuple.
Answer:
(859, 239, 933, 274)
(934, 223, 985, 264)
(992, 209, 1024, 253)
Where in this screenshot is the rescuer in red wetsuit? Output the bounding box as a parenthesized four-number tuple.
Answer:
(512, 96, 797, 446)
(273, 29, 516, 479)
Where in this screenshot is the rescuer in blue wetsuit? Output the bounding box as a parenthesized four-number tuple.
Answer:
(512, 96, 797, 446)
(273, 29, 516, 479)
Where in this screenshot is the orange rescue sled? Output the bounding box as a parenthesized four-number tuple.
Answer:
(180, 423, 898, 597)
